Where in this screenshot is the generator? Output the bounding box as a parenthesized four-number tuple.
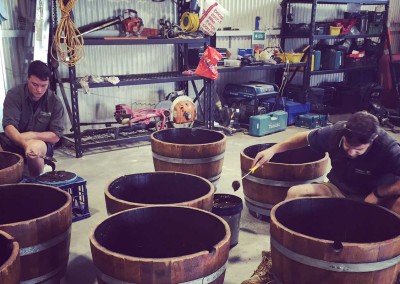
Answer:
(249, 111, 288, 137)
(223, 82, 279, 124)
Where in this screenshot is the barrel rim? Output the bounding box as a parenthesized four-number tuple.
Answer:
(104, 171, 215, 207)
(270, 197, 400, 245)
(0, 151, 24, 165)
(0, 150, 24, 177)
(240, 147, 329, 167)
(150, 128, 226, 147)
(0, 230, 20, 273)
(90, 205, 231, 262)
(0, 183, 72, 227)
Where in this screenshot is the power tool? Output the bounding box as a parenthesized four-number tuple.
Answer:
(121, 9, 144, 37)
(114, 104, 169, 130)
(77, 9, 144, 37)
(155, 91, 196, 128)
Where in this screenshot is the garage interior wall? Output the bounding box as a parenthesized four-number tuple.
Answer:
(0, 0, 399, 133)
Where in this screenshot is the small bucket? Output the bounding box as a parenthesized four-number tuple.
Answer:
(212, 194, 243, 247)
(330, 26, 341, 35)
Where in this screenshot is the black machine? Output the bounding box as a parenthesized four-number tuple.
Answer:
(222, 82, 279, 124)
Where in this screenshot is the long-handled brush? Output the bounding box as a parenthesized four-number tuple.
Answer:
(232, 164, 260, 191)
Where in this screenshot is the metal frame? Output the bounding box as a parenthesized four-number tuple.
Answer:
(280, 0, 390, 89)
(53, 5, 212, 158)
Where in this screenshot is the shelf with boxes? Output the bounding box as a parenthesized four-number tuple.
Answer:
(280, 0, 389, 88)
(279, 0, 389, 115)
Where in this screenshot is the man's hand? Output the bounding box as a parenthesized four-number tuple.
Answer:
(364, 192, 379, 205)
(251, 148, 275, 168)
(25, 141, 41, 159)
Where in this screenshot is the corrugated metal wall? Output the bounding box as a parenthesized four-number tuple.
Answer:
(1, 0, 400, 132)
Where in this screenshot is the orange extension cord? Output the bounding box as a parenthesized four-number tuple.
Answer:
(51, 0, 84, 66)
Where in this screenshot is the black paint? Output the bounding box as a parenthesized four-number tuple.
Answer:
(212, 194, 243, 215)
(0, 234, 13, 267)
(108, 172, 211, 204)
(232, 180, 241, 191)
(94, 206, 226, 258)
(152, 128, 225, 145)
(0, 184, 68, 224)
(275, 198, 400, 243)
(244, 144, 325, 164)
(0, 152, 20, 170)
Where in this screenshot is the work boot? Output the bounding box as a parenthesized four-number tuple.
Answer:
(241, 251, 274, 284)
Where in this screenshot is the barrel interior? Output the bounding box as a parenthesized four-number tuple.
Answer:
(275, 198, 400, 243)
(244, 144, 325, 164)
(94, 207, 226, 258)
(0, 152, 21, 170)
(152, 128, 225, 145)
(0, 184, 69, 224)
(108, 173, 211, 204)
(0, 233, 13, 267)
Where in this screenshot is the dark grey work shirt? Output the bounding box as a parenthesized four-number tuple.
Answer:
(308, 122, 400, 195)
(2, 83, 64, 138)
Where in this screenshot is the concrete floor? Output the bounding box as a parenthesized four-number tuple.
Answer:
(55, 121, 400, 284)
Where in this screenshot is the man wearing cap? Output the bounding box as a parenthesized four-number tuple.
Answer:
(252, 111, 400, 215)
(0, 60, 64, 177)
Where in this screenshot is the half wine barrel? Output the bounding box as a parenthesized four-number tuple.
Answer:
(241, 143, 329, 219)
(90, 206, 230, 284)
(151, 128, 226, 186)
(0, 151, 24, 184)
(0, 184, 72, 283)
(0, 230, 20, 284)
(270, 197, 400, 284)
(105, 171, 214, 214)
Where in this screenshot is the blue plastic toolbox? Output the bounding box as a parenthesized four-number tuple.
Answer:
(249, 111, 288, 137)
(295, 113, 328, 129)
(263, 98, 311, 125)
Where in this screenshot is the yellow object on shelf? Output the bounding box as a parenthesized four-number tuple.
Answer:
(276, 53, 304, 63)
(329, 26, 341, 36)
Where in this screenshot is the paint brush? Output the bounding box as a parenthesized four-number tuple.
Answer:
(232, 164, 260, 191)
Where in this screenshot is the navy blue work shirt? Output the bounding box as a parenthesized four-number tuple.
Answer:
(307, 122, 400, 195)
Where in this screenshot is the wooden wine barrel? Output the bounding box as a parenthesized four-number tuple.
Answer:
(0, 230, 20, 284)
(0, 184, 72, 283)
(270, 197, 400, 284)
(90, 206, 230, 284)
(105, 171, 215, 214)
(0, 151, 24, 184)
(241, 143, 329, 220)
(151, 128, 226, 186)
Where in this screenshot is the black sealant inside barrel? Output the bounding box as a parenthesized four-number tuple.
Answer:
(275, 198, 400, 243)
(152, 128, 225, 145)
(108, 173, 211, 204)
(0, 233, 13, 266)
(244, 144, 325, 164)
(0, 152, 20, 170)
(0, 184, 68, 224)
(94, 207, 227, 258)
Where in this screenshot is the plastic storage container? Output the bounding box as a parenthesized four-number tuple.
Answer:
(264, 98, 311, 125)
(249, 111, 288, 137)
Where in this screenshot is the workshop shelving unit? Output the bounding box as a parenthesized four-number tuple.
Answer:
(58, 2, 212, 158)
(280, 0, 390, 89)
